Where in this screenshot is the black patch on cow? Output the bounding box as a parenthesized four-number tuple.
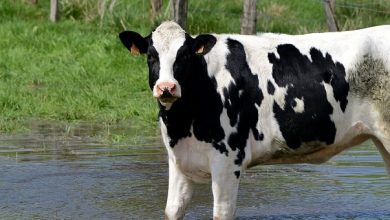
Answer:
(213, 142, 229, 156)
(223, 84, 239, 127)
(254, 131, 264, 141)
(234, 171, 241, 179)
(224, 39, 264, 165)
(169, 139, 177, 148)
(146, 41, 160, 90)
(159, 35, 226, 153)
(311, 49, 349, 112)
(267, 80, 275, 95)
(268, 44, 349, 149)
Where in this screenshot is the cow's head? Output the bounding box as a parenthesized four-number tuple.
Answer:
(119, 21, 216, 109)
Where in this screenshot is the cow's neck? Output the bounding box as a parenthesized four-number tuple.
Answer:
(159, 57, 225, 148)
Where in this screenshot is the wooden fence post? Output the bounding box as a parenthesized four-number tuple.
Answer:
(50, 0, 59, 22)
(98, 0, 107, 26)
(170, 0, 188, 29)
(241, 0, 257, 35)
(151, 0, 163, 20)
(323, 0, 339, 31)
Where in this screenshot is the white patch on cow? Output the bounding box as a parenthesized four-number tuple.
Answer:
(239, 89, 244, 98)
(322, 81, 376, 145)
(322, 81, 343, 124)
(204, 37, 234, 103)
(162, 102, 173, 110)
(161, 118, 212, 183)
(292, 97, 304, 113)
(274, 86, 288, 110)
(151, 21, 186, 98)
(369, 28, 390, 69)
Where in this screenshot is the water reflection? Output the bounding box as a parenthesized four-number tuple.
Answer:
(0, 121, 389, 219)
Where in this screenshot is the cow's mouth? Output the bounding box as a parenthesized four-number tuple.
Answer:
(155, 87, 180, 109)
(159, 96, 178, 104)
(158, 96, 179, 110)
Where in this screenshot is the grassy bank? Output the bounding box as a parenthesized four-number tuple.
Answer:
(0, 20, 156, 131)
(0, 0, 389, 133)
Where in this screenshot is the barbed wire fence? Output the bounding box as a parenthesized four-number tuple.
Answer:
(28, 0, 390, 33)
(139, 0, 390, 33)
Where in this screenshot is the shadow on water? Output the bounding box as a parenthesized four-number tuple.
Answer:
(0, 120, 390, 219)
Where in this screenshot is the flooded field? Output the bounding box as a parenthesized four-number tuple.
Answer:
(0, 121, 390, 219)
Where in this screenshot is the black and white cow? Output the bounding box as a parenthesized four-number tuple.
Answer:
(119, 21, 390, 220)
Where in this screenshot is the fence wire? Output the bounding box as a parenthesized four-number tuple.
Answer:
(188, 0, 390, 24)
(57, 0, 390, 33)
(310, 0, 390, 14)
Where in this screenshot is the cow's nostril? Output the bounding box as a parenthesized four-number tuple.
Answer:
(169, 84, 176, 94)
(161, 89, 173, 98)
(156, 82, 177, 97)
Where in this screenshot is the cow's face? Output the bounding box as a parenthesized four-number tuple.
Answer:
(119, 21, 216, 108)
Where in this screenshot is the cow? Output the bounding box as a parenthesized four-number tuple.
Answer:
(119, 21, 390, 220)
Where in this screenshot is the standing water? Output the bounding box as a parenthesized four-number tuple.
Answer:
(0, 121, 389, 219)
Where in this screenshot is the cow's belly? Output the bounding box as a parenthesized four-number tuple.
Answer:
(263, 136, 369, 165)
(249, 121, 372, 167)
(164, 120, 373, 181)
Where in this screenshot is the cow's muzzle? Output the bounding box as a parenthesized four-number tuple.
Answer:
(155, 82, 180, 105)
(159, 89, 178, 103)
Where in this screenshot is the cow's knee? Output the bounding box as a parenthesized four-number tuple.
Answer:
(165, 205, 186, 220)
(213, 203, 236, 220)
(210, 160, 241, 220)
(165, 159, 193, 219)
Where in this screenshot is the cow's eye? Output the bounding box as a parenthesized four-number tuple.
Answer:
(148, 54, 158, 63)
(178, 54, 190, 62)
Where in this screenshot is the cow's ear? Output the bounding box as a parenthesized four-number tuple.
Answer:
(119, 31, 148, 55)
(194, 34, 216, 55)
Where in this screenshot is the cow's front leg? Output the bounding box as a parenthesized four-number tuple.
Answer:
(165, 159, 194, 220)
(211, 161, 241, 220)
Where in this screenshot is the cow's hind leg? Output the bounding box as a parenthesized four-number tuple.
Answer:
(372, 136, 390, 176)
(165, 159, 194, 220)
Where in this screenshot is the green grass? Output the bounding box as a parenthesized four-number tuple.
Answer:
(0, 19, 157, 131)
(0, 0, 389, 133)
